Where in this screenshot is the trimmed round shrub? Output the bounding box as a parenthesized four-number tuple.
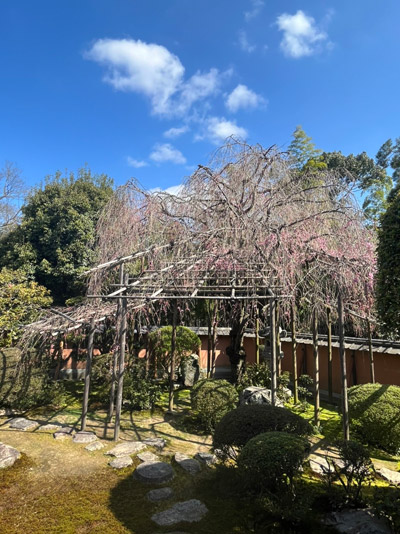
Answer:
(238, 431, 309, 494)
(213, 404, 313, 461)
(191, 379, 238, 432)
(348, 383, 400, 454)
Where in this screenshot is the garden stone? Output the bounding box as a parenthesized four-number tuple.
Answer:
(137, 451, 159, 463)
(375, 466, 400, 485)
(105, 441, 146, 457)
(147, 487, 174, 502)
(0, 443, 21, 468)
(39, 423, 62, 431)
(73, 431, 97, 444)
(181, 353, 200, 387)
(174, 452, 201, 474)
(53, 427, 74, 440)
(8, 417, 39, 431)
(134, 461, 174, 484)
(151, 499, 208, 526)
(325, 509, 391, 533)
(239, 386, 284, 407)
(194, 452, 216, 466)
(143, 437, 166, 450)
(85, 441, 105, 452)
(109, 456, 133, 469)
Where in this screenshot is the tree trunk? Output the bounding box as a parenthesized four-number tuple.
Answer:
(168, 301, 178, 413)
(327, 306, 333, 403)
(108, 263, 124, 422)
(291, 303, 298, 404)
(338, 292, 350, 441)
(367, 319, 375, 384)
(270, 299, 277, 406)
(312, 308, 320, 427)
(114, 272, 128, 442)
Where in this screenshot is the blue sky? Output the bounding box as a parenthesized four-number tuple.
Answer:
(1, 0, 399, 192)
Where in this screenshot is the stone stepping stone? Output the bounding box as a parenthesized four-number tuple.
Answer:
(137, 451, 159, 463)
(53, 427, 74, 440)
(147, 487, 173, 502)
(325, 508, 391, 533)
(195, 452, 216, 466)
(105, 441, 146, 458)
(0, 442, 21, 468)
(375, 466, 400, 485)
(151, 499, 208, 527)
(143, 437, 166, 450)
(85, 441, 105, 452)
(109, 456, 133, 469)
(73, 431, 97, 444)
(135, 461, 174, 484)
(309, 456, 343, 475)
(39, 423, 62, 431)
(8, 417, 39, 431)
(174, 452, 201, 474)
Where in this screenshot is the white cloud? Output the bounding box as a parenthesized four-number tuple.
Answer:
(276, 10, 328, 58)
(163, 125, 189, 139)
(244, 0, 265, 21)
(150, 184, 184, 196)
(238, 30, 256, 53)
(226, 84, 266, 112)
(126, 157, 148, 168)
(85, 38, 222, 116)
(197, 117, 248, 144)
(149, 143, 186, 164)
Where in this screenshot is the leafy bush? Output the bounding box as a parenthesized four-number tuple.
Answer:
(0, 347, 65, 410)
(348, 383, 400, 454)
(374, 485, 400, 533)
(123, 360, 163, 410)
(238, 431, 309, 494)
(149, 326, 200, 376)
(191, 379, 238, 432)
(213, 404, 313, 462)
(239, 363, 292, 399)
(322, 440, 374, 506)
(298, 374, 313, 404)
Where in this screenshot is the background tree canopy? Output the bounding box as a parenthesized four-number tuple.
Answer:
(0, 167, 114, 304)
(376, 183, 400, 338)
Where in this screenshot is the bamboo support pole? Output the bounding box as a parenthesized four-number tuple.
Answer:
(168, 301, 178, 413)
(108, 263, 124, 422)
(114, 272, 128, 442)
(275, 301, 281, 376)
(312, 308, 320, 428)
(327, 306, 333, 403)
(270, 298, 277, 406)
(255, 307, 260, 365)
(81, 318, 95, 431)
(338, 292, 350, 441)
(367, 319, 375, 384)
(291, 303, 298, 404)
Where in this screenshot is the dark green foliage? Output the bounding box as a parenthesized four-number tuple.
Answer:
(298, 374, 313, 403)
(238, 431, 309, 495)
(322, 440, 374, 506)
(191, 379, 238, 432)
(123, 360, 163, 410)
(148, 326, 200, 375)
(288, 125, 322, 169)
(0, 268, 52, 346)
(348, 383, 400, 453)
(374, 485, 400, 533)
(239, 362, 271, 390)
(213, 404, 313, 462)
(377, 184, 400, 337)
(0, 348, 64, 410)
(0, 168, 114, 304)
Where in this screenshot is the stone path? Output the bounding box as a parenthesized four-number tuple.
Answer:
(174, 452, 201, 474)
(105, 441, 147, 457)
(135, 461, 175, 484)
(8, 417, 39, 431)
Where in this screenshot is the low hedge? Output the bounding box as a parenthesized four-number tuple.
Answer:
(237, 431, 309, 494)
(213, 404, 313, 461)
(348, 383, 400, 454)
(191, 379, 238, 432)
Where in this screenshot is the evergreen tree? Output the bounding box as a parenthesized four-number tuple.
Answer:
(288, 125, 322, 169)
